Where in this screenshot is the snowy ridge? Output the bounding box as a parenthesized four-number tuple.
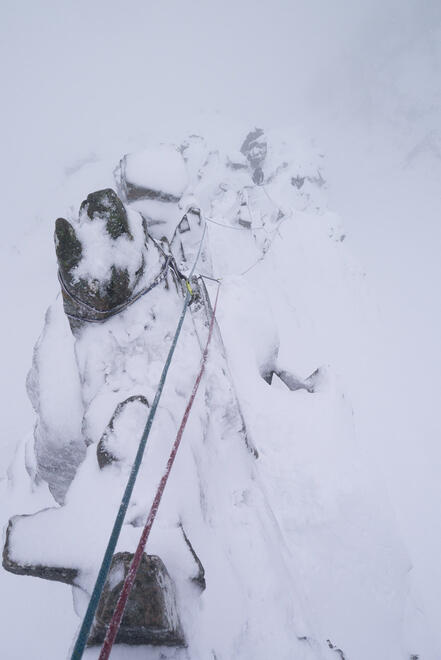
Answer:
(1, 131, 428, 659)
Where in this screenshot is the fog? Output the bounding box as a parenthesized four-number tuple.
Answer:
(1, 0, 440, 654)
(2, 1, 439, 167)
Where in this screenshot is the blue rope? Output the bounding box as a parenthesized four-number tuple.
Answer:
(70, 222, 206, 659)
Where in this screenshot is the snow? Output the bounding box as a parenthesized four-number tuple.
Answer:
(1, 130, 430, 660)
(72, 208, 144, 286)
(102, 398, 149, 464)
(122, 145, 188, 198)
(5, 272, 324, 658)
(203, 187, 416, 658)
(1, 2, 440, 659)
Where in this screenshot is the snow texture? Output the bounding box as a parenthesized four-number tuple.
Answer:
(2, 5, 441, 659)
(1, 129, 430, 660)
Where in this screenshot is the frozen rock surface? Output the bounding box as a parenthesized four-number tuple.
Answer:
(88, 552, 184, 647)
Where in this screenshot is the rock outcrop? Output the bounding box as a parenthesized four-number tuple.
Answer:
(55, 188, 146, 328)
(2, 514, 78, 585)
(96, 395, 150, 469)
(87, 552, 185, 647)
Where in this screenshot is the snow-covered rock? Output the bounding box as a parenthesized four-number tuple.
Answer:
(2, 129, 427, 659)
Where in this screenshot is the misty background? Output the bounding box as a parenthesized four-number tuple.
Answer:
(1, 0, 440, 652)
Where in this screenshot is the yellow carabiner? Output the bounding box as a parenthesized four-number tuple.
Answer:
(186, 280, 193, 296)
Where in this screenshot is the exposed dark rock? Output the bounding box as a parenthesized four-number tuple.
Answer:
(97, 395, 150, 469)
(4, 521, 185, 647)
(2, 515, 78, 585)
(55, 188, 145, 328)
(291, 171, 326, 190)
(226, 157, 248, 171)
(240, 128, 267, 170)
(327, 639, 346, 659)
(277, 369, 314, 393)
(261, 368, 274, 385)
(79, 188, 132, 240)
(115, 153, 185, 204)
(55, 217, 83, 274)
(125, 181, 181, 204)
(180, 524, 206, 591)
(88, 552, 185, 647)
(291, 175, 305, 189)
(252, 166, 264, 185)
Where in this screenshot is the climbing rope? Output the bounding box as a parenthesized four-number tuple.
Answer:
(205, 215, 247, 230)
(205, 211, 265, 232)
(98, 282, 221, 660)
(70, 223, 206, 660)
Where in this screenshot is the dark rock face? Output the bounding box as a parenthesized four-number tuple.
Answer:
(326, 639, 347, 659)
(125, 180, 181, 204)
(291, 171, 326, 190)
(79, 189, 133, 240)
(55, 188, 144, 327)
(180, 524, 206, 591)
(55, 217, 83, 272)
(291, 175, 305, 189)
(252, 166, 264, 185)
(240, 128, 268, 170)
(2, 515, 78, 585)
(88, 552, 185, 647)
(97, 395, 150, 469)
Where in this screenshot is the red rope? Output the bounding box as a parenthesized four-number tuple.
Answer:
(99, 283, 221, 659)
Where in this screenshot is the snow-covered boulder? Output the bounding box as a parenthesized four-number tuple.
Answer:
(3, 513, 78, 585)
(56, 188, 147, 327)
(87, 552, 184, 647)
(114, 145, 189, 240)
(116, 146, 188, 204)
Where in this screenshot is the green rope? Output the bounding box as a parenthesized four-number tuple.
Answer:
(70, 222, 206, 659)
